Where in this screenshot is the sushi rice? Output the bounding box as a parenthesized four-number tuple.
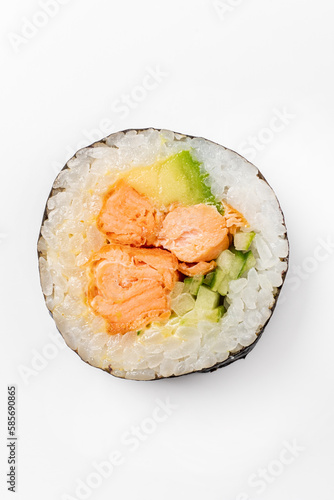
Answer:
(38, 129, 289, 380)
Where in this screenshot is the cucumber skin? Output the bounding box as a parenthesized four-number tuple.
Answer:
(234, 231, 256, 252)
(209, 246, 256, 296)
(183, 278, 192, 294)
(217, 276, 230, 296)
(216, 249, 246, 280)
(240, 251, 256, 276)
(203, 271, 215, 286)
(232, 250, 247, 279)
(203, 305, 226, 322)
(181, 304, 226, 324)
(189, 275, 204, 296)
(210, 268, 225, 292)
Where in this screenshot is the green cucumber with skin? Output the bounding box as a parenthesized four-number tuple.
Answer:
(215, 249, 247, 281)
(183, 278, 192, 294)
(180, 304, 226, 324)
(234, 231, 256, 252)
(195, 285, 220, 310)
(240, 251, 256, 276)
(189, 275, 204, 296)
(217, 275, 230, 296)
(216, 249, 236, 271)
(203, 271, 215, 286)
(212, 247, 256, 296)
(204, 305, 226, 322)
(210, 268, 225, 292)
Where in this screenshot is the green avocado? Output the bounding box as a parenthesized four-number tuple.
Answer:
(121, 150, 222, 211)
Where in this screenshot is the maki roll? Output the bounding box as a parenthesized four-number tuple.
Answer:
(38, 129, 289, 380)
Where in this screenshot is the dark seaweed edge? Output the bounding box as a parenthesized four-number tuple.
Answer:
(37, 128, 289, 381)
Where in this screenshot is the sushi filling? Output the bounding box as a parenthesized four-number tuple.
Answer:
(88, 175, 252, 335)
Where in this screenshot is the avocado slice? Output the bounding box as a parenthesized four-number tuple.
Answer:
(121, 150, 222, 211)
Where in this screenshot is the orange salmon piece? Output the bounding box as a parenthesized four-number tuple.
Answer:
(88, 244, 178, 334)
(157, 204, 230, 262)
(97, 179, 162, 246)
(223, 202, 249, 235)
(178, 260, 217, 277)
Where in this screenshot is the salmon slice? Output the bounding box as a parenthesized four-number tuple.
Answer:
(157, 204, 230, 262)
(178, 260, 217, 277)
(97, 179, 162, 246)
(88, 244, 178, 334)
(223, 202, 249, 235)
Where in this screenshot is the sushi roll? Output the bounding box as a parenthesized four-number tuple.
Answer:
(38, 129, 289, 380)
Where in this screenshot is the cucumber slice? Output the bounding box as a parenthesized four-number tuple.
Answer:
(234, 231, 256, 252)
(232, 250, 248, 279)
(210, 267, 226, 292)
(204, 305, 226, 322)
(240, 250, 256, 276)
(216, 249, 235, 271)
(189, 275, 204, 296)
(171, 293, 196, 316)
(203, 271, 215, 286)
(217, 275, 230, 296)
(217, 248, 247, 281)
(195, 285, 220, 310)
(183, 277, 192, 294)
(213, 247, 254, 296)
(212, 246, 256, 298)
(180, 304, 226, 325)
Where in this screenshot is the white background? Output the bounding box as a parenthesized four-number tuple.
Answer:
(1, 0, 334, 499)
